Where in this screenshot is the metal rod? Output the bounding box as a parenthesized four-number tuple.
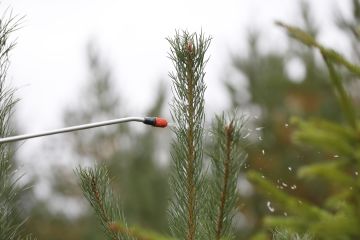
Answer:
(0, 117, 145, 144)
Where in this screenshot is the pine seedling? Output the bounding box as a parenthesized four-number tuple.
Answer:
(205, 114, 247, 240)
(167, 30, 247, 240)
(167, 30, 210, 240)
(76, 165, 134, 240)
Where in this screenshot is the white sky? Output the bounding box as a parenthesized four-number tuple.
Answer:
(0, 0, 351, 171)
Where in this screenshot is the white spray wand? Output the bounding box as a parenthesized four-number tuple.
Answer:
(0, 117, 168, 144)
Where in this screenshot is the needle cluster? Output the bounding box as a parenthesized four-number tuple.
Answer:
(167, 31, 247, 240)
(167, 31, 210, 240)
(205, 114, 247, 240)
(76, 165, 134, 240)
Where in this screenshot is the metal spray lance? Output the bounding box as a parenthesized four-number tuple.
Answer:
(0, 117, 168, 143)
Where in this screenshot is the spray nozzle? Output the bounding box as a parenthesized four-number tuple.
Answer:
(143, 117, 168, 128)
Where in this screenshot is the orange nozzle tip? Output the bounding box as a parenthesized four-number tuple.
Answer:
(155, 117, 168, 128)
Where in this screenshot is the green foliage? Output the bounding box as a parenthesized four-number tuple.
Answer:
(167, 30, 247, 240)
(224, 2, 360, 239)
(76, 165, 134, 240)
(291, 117, 356, 157)
(277, 22, 358, 129)
(276, 21, 360, 77)
(272, 229, 312, 240)
(205, 114, 247, 240)
(248, 19, 360, 240)
(0, 11, 35, 240)
(167, 30, 210, 240)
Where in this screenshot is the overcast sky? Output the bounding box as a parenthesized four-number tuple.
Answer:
(0, 0, 352, 176)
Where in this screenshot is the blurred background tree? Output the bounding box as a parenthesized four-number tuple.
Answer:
(248, 20, 360, 238)
(225, 2, 335, 238)
(224, 1, 360, 239)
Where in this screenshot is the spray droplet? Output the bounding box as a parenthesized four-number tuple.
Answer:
(258, 136, 263, 141)
(291, 185, 297, 190)
(282, 182, 288, 187)
(284, 212, 288, 216)
(288, 166, 292, 171)
(242, 132, 250, 139)
(261, 175, 265, 179)
(285, 123, 289, 128)
(255, 127, 264, 131)
(262, 149, 265, 155)
(267, 201, 275, 212)
(334, 155, 339, 158)
(355, 171, 359, 176)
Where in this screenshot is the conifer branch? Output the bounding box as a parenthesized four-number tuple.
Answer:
(291, 117, 356, 157)
(272, 229, 312, 240)
(297, 161, 354, 186)
(206, 114, 247, 240)
(276, 21, 358, 130)
(0, 11, 34, 240)
(76, 165, 134, 240)
(322, 56, 357, 130)
(216, 122, 232, 240)
(167, 30, 211, 240)
(247, 171, 330, 219)
(276, 21, 360, 76)
(215, 120, 233, 240)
